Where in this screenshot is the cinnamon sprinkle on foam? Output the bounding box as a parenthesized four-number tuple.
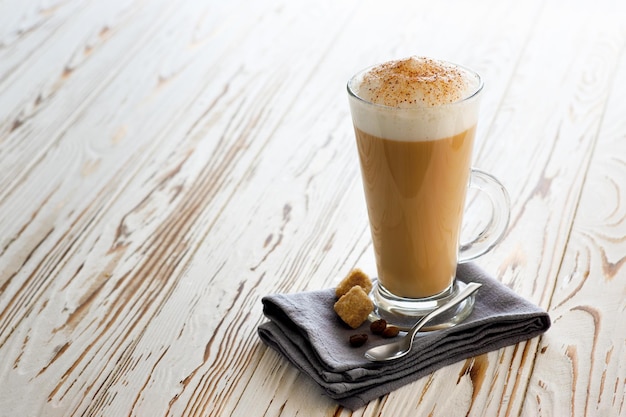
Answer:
(358, 57, 472, 107)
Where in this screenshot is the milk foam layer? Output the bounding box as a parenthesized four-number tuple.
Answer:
(348, 57, 482, 142)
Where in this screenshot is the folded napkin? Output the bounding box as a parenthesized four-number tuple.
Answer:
(257, 263, 551, 409)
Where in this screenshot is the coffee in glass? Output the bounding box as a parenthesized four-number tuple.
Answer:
(347, 57, 510, 328)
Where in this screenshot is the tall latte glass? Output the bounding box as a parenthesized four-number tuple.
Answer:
(347, 57, 510, 328)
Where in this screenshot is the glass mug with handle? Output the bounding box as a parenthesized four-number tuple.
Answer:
(347, 57, 510, 329)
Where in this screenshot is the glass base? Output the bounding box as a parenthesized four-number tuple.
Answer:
(368, 280, 476, 331)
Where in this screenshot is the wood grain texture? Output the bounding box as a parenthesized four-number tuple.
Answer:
(0, 0, 624, 416)
(523, 21, 626, 416)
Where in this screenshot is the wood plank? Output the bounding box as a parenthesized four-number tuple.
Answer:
(0, 0, 178, 198)
(0, 0, 86, 81)
(522, 14, 626, 416)
(0, 0, 368, 415)
(467, 2, 626, 416)
(0, 0, 281, 415)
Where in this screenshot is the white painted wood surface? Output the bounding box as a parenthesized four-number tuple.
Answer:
(0, 0, 624, 416)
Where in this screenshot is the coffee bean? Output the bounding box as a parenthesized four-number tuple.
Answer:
(382, 325, 400, 338)
(349, 333, 368, 347)
(370, 319, 387, 334)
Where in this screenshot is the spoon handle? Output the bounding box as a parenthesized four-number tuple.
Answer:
(406, 282, 482, 341)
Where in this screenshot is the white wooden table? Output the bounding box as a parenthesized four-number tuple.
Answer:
(1, 0, 625, 416)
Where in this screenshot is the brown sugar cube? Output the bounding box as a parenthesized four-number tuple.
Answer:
(335, 268, 372, 298)
(333, 286, 374, 329)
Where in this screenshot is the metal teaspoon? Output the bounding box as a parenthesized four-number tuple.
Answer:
(364, 282, 482, 362)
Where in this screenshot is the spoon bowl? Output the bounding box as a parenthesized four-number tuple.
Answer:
(364, 282, 482, 362)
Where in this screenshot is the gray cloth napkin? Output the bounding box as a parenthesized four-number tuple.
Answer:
(257, 263, 551, 409)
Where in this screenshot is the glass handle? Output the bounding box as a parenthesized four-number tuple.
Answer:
(458, 169, 511, 263)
